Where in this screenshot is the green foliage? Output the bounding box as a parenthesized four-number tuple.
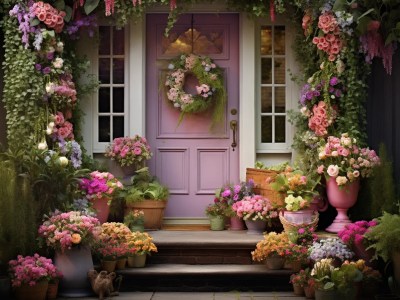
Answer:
(123, 167, 169, 203)
(365, 212, 400, 262)
(0, 158, 37, 265)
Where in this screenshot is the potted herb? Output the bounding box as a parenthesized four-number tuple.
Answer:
(123, 168, 169, 230)
(204, 200, 229, 231)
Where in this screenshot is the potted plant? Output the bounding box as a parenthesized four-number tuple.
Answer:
(285, 244, 310, 272)
(338, 220, 378, 265)
(215, 181, 254, 230)
(204, 200, 229, 231)
(79, 171, 124, 223)
(346, 259, 382, 299)
(290, 269, 308, 296)
(232, 195, 279, 234)
(364, 212, 400, 293)
(123, 168, 169, 230)
(124, 209, 145, 232)
(286, 226, 318, 246)
(309, 238, 354, 264)
(126, 232, 157, 268)
(251, 232, 290, 269)
(104, 135, 152, 176)
(37, 210, 101, 297)
(8, 254, 60, 300)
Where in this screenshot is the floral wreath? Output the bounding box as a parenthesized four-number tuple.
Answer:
(164, 53, 226, 127)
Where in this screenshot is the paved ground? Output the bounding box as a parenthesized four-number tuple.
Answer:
(60, 291, 304, 299)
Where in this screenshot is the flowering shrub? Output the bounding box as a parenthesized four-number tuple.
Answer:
(80, 171, 123, 201)
(287, 226, 318, 246)
(38, 210, 101, 252)
(205, 200, 229, 217)
(285, 244, 309, 263)
(309, 238, 354, 262)
(105, 135, 152, 167)
(338, 220, 377, 247)
(232, 195, 278, 221)
(251, 232, 291, 261)
(126, 232, 157, 255)
(290, 269, 309, 287)
(215, 181, 254, 205)
(271, 169, 319, 211)
(8, 254, 61, 287)
(317, 133, 380, 186)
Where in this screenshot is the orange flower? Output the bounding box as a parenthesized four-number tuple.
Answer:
(71, 233, 82, 244)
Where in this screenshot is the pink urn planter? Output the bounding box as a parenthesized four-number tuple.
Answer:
(325, 177, 360, 233)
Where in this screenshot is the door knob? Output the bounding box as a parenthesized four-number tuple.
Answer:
(230, 120, 237, 151)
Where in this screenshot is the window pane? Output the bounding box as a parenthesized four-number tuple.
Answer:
(99, 116, 110, 142)
(260, 26, 272, 55)
(113, 116, 124, 139)
(261, 87, 272, 113)
(261, 116, 272, 143)
(113, 28, 124, 55)
(275, 116, 286, 143)
(274, 26, 285, 55)
(275, 87, 286, 113)
(99, 88, 110, 113)
(261, 58, 272, 84)
(99, 26, 110, 55)
(274, 57, 285, 84)
(99, 58, 110, 84)
(113, 58, 124, 84)
(113, 88, 124, 113)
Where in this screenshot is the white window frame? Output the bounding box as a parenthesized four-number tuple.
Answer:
(92, 25, 130, 153)
(255, 17, 297, 154)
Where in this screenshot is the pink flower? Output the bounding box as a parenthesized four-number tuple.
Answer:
(317, 165, 324, 174)
(327, 164, 339, 177)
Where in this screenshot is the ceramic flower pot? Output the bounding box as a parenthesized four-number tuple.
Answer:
(293, 283, 305, 296)
(304, 285, 315, 299)
(101, 260, 117, 273)
(229, 216, 246, 230)
(209, 215, 226, 231)
(127, 254, 147, 268)
(265, 255, 285, 270)
(325, 177, 360, 233)
(90, 197, 110, 224)
(244, 219, 266, 235)
(314, 289, 338, 300)
(46, 280, 59, 300)
(284, 209, 314, 225)
(116, 258, 127, 270)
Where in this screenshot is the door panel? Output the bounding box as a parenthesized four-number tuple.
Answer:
(146, 13, 239, 219)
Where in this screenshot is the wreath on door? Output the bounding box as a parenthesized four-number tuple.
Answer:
(164, 54, 226, 127)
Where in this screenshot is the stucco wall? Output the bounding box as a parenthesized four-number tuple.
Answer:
(0, 30, 7, 148)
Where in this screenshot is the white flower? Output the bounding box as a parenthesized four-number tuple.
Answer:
(318, 151, 326, 159)
(45, 82, 55, 94)
(335, 176, 348, 186)
(38, 141, 48, 150)
(168, 63, 174, 70)
(327, 165, 339, 177)
(56, 41, 64, 52)
(46, 127, 53, 135)
(307, 76, 314, 84)
(58, 156, 69, 166)
(53, 57, 64, 69)
(331, 151, 338, 157)
(48, 122, 55, 129)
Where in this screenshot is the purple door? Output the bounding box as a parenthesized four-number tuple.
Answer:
(146, 13, 239, 219)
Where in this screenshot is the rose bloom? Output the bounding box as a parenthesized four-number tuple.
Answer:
(336, 176, 348, 186)
(71, 233, 82, 244)
(327, 164, 339, 177)
(317, 165, 324, 174)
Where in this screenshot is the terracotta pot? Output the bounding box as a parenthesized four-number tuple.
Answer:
(14, 281, 48, 300)
(101, 260, 117, 273)
(90, 197, 110, 224)
(126, 200, 167, 230)
(116, 258, 127, 270)
(46, 280, 59, 300)
(54, 246, 93, 297)
(127, 254, 147, 268)
(209, 215, 226, 231)
(244, 219, 267, 235)
(265, 255, 285, 270)
(293, 283, 305, 296)
(229, 216, 246, 230)
(325, 178, 360, 233)
(304, 285, 315, 299)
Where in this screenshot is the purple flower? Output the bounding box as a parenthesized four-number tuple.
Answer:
(334, 89, 342, 97)
(47, 52, 54, 60)
(35, 64, 42, 71)
(329, 77, 339, 86)
(42, 67, 51, 74)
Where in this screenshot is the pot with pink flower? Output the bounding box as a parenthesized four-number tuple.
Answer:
(80, 171, 124, 223)
(105, 135, 152, 177)
(317, 133, 380, 232)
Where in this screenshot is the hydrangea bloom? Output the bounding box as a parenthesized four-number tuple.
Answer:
(232, 195, 278, 221)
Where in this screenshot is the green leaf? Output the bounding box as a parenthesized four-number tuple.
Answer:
(357, 8, 375, 22)
(84, 0, 100, 15)
(64, 6, 72, 22)
(30, 18, 40, 27)
(332, 0, 347, 11)
(53, 0, 66, 11)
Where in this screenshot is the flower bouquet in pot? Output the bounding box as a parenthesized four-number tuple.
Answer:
(126, 232, 157, 268)
(79, 171, 123, 223)
(290, 269, 308, 296)
(338, 220, 377, 265)
(285, 244, 310, 272)
(309, 238, 354, 265)
(252, 232, 290, 269)
(232, 195, 278, 234)
(105, 135, 152, 176)
(8, 254, 61, 300)
(205, 199, 229, 231)
(215, 181, 254, 230)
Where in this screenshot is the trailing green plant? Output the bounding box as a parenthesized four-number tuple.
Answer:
(123, 167, 169, 204)
(365, 212, 400, 262)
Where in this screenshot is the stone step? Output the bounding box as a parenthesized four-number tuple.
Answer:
(147, 230, 262, 265)
(117, 264, 293, 292)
